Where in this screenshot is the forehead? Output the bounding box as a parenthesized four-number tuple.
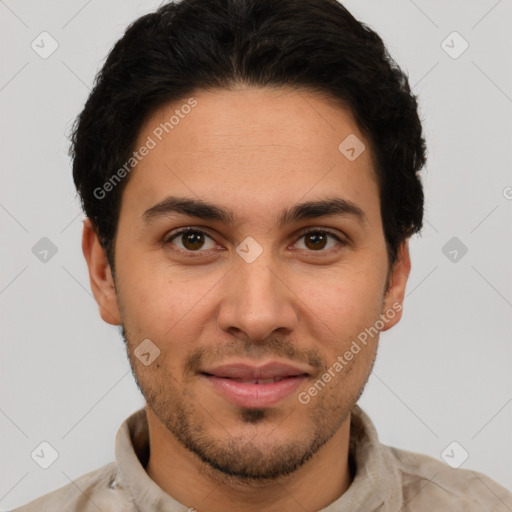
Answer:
(122, 86, 380, 226)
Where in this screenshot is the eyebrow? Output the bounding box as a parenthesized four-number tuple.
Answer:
(142, 195, 367, 227)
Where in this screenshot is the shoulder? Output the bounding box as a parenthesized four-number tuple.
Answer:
(10, 462, 136, 512)
(383, 444, 512, 511)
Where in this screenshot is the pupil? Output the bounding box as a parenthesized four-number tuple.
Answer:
(184, 232, 204, 250)
(307, 232, 326, 250)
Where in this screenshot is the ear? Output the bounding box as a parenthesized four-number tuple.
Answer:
(82, 218, 122, 325)
(380, 239, 411, 331)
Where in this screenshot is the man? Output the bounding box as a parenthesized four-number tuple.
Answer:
(14, 0, 512, 510)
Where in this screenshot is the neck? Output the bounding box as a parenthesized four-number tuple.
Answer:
(145, 407, 354, 512)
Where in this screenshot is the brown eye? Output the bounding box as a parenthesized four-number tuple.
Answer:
(304, 232, 328, 250)
(167, 229, 216, 252)
(294, 229, 345, 252)
(181, 231, 206, 250)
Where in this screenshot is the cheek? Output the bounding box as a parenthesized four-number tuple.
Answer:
(118, 249, 191, 314)
(298, 268, 385, 340)
(116, 259, 217, 347)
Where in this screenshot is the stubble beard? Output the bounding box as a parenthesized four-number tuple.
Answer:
(122, 327, 377, 483)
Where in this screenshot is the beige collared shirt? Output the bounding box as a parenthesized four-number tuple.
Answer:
(13, 404, 512, 511)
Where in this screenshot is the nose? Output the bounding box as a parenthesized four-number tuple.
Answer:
(216, 254, 299, 343)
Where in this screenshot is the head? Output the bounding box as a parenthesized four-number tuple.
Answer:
(76, 0, 425, 481)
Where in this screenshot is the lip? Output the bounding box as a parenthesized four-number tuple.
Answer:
(200, 361, 310, 408)
(201, 361, 310, 380)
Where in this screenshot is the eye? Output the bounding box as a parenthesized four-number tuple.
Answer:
(293, 228, 346, 252)
(165, 228, 218, 252)
(165, 227, 347, 254)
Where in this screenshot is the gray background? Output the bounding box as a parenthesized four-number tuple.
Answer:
(1, 0, 511, 509)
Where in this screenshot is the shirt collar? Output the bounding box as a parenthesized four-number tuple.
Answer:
(114, 404, 402, 511)
(320, 404, 402, 511)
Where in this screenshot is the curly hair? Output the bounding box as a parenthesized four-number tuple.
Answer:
(71, 0, 426, 270)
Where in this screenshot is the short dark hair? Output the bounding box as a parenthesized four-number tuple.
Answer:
(71, 0, 426, 270)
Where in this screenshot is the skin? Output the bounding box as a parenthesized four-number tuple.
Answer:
(82, 86, 411, 512)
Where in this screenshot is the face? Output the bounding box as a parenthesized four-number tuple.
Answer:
(84, 86, 410, 480)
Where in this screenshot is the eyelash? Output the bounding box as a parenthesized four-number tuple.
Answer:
(164, 227, 348, 256)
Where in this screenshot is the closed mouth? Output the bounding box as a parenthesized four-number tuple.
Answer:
(201, 373, 305, 384)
